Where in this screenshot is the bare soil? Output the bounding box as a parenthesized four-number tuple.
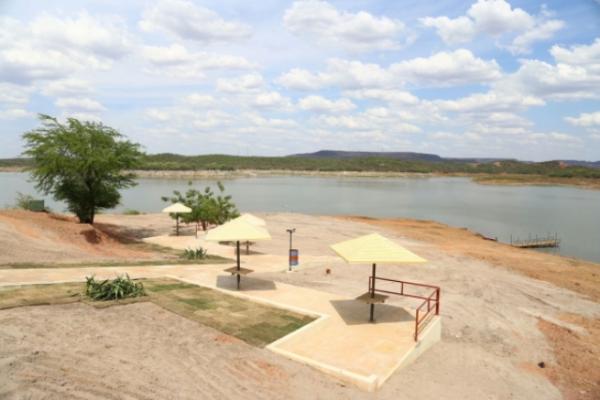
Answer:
(0, 302, 353, 400)
(0, 210, 165, 265)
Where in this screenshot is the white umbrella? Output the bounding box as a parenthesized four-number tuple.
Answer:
(206, 219, 271, 289)
(162, 202, 192, 236)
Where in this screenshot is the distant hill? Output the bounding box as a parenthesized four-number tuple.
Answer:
(289, 150, 513, 164)
(560, 160, 600, 169)
(288, 150, 443, 162)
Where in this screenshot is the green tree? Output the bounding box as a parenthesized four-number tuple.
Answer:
(162, 181, 239, 231)
(22, 115, 142, 224)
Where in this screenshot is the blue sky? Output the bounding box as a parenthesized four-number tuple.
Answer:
(0, 0, 599, 160)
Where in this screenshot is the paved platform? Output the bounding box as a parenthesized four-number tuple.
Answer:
(0, 262, 441, 391)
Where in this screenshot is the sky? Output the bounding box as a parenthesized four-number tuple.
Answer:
(0, 0, 599, 161)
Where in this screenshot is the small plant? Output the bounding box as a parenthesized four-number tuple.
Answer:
(15, 192, 46, 212)
(123, 209, 142, 215)
(182, 247, 208, 260)
(85, 274, 146, 301)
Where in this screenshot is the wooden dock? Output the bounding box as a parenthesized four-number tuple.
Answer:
(510, 234, 560, 249)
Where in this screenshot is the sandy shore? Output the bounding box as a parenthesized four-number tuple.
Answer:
(1, 211, 599, 399)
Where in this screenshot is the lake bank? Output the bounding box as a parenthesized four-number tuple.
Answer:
(2, 172, 599, 263)
(3, 167, 599, 190)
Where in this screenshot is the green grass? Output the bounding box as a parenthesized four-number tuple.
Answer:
(0, 278, 315, 347)
(0, 256, 230, 269)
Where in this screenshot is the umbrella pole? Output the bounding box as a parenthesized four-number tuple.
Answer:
(236, 240, 241, 290)
(176, 213, 179, 236)
(370, 263, 376, 322)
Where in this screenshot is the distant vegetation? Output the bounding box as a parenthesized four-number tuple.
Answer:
(3, 151, 600, 179)
(138, 153, 600, 179)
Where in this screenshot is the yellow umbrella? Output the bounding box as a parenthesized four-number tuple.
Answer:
(205, 219, 271, 289)
(231, 213, 267, 254)
(162, 202, 192, 236)
(331, 233, 426, 322)
(232, 213, 266, 227)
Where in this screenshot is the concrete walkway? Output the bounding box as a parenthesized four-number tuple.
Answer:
(0, 261, 441, 391)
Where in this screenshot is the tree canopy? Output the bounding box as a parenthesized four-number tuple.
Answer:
(162, 181, 239, 231)
(22, 114, 142, 224)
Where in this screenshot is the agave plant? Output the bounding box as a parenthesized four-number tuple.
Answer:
(85, 274, 146, 301)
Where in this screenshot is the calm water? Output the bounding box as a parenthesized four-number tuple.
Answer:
(1, 172, 599, 263)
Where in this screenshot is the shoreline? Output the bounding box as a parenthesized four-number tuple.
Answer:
(2, 167, 599, 190)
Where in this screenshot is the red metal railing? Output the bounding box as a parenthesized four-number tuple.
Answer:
(368, 277, 440, 341)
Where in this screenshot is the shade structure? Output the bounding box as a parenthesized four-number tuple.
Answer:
(231, 213, 266, 227)
(331, 233, 426, 265)
(161, 202, 192, 236)
(205, 220, 271, 289)
(331, 233, 427, 322)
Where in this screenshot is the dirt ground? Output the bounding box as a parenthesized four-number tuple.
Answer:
(0, 210, 163, 265)
(1, 211, 599, 399)
(0, 302, 353, 400)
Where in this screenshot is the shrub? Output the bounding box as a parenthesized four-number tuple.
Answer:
(85, 274, 146, 301)
(123, 209, 142, 215)
(15, 192, 37, 210)
(182, 247, 208, 260)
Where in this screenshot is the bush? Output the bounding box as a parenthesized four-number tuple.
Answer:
(182, 247, 208, 260)
(85, 274, 146, 301)
(15, 192, 46, 212)
(123, 209, 142, 215)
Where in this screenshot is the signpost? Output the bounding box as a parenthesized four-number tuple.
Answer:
(287, 228, 298, 271)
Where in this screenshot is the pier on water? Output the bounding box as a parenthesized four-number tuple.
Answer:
(510, 233, 560, 249)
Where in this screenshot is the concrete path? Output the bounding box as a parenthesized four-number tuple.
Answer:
(0, 261, 441, 391)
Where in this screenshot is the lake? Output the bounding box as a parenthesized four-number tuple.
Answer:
(1, 172, 599, 263)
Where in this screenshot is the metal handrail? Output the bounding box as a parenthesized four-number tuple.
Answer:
(368, 276, 440, 341)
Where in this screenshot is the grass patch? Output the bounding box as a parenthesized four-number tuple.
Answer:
(0, 256, 230, 269)
(0, 278, 315, 347)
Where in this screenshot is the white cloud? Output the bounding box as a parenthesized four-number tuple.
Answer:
(390, 49, 501, 86)
(0, 108, 31, 120)
(344, 89, 419, 105)
(550, 38, 600, 66)
(41, 78, 93, 97)
(277, 59, 392, 90)
(299, 95, 356, 113)
(278, 50, 500, 90)
(139, 0, 251, 43)
(468, 0, 534, 35)
(283, 0, 410, 52)
(421, 0, 563, 54)
(435, 91, 544, 113)
(0, 83, 31, 105)
(508, 19, 564, 55)
(253, 91, 294, 110)
(141, 44, 255, 78)
(420, 16, 475, 45)
(55, 97, 106, 112)
(316, 107, 421, 133)
(216, 73, 265, 93)
(31, 12, 131, 59)
(184, 94, 216, 107)
(566, 111, 600, 127)
(0, 14, 131, 85)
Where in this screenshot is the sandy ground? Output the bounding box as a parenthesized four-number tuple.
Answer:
(0, 302, 353, 400)
(0, 210, 164, 265)
(1, 211, 599, 399)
